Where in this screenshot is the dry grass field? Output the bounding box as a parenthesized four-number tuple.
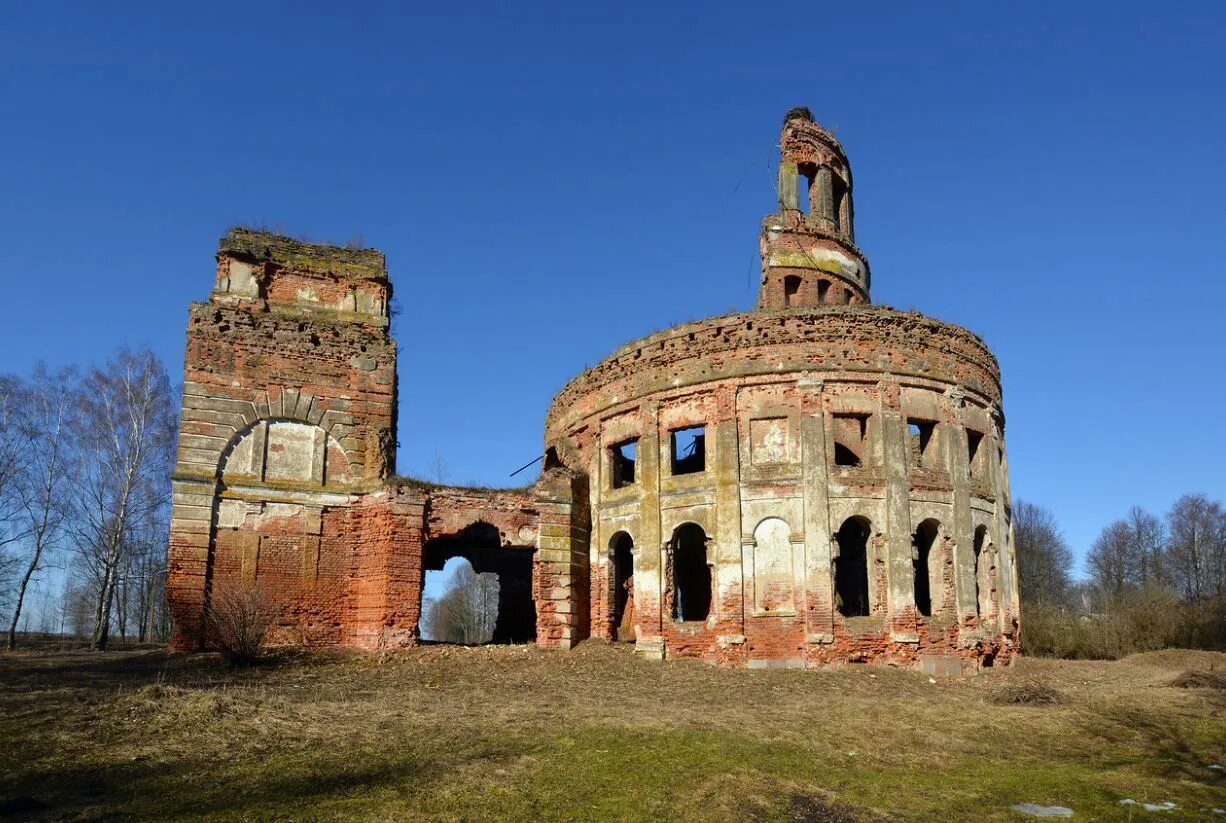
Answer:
(0, 643, 1223, 821)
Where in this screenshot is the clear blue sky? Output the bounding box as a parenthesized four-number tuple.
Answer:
(2, 2, 1223, 576)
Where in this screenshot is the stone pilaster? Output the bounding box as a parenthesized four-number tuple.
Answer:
(713, 394, 744, 642)
(534, 471, 590, 650)
(800, 378, 834, 642)
(634, 402, 664, 659)
(879, 380, 918, 642)
(816, 167, 835, 229)
(945, 390, 979, 631)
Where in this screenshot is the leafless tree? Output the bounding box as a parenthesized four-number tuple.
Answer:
(1013, 499, 1074, 607)
(1127, 505, 1167, 587)
(0, 375, 29, 613)
(427, 450, 450, 485)
(1087, 519, 1138, 602)
(68, 348, 175, 651)
(1166, 494, 1226, 603)
(422, 561, 499, 644)
(6, 366, 76, 649)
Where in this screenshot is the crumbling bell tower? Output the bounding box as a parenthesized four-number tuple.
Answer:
(758, 106, 871, 310)
(167, 229, 399, 650)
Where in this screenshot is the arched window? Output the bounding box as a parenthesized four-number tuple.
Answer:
(834, 517, 871, 617)
(912, 520, 940, 617)
(610, 531, 635, 641)
(670, 523, 710, 622)
(784, 275, 802, 307)
(817, 279, 830, 304)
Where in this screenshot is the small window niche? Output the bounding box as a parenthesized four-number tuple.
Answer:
(817, 279, 831, 304)
(831, 413, 868, 467)
(907, 419, 938, 469)
(966, 430, 984, 479)
(670, 426, 706, 475)
(610, 439, 637, 489)
(783, 275, 802, 307)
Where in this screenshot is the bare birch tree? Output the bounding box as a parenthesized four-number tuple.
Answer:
(421, 562, 499, 644)
(6, 366, 76, 649)
(68, 349, 175, 651)
(1127, 505, 1167, 588)
(0, 375, 29, 612)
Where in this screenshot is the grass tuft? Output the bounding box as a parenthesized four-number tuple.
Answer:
(990, 680, 1067, 706)
(1169, 668, 1226, 689)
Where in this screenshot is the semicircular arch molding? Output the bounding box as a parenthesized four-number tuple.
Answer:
(219, 416, 354, 488)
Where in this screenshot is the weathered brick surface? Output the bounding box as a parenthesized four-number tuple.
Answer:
(168, 108, 1019, 673)
(544, 109, 1020, 671)
(166, 230, 578, 652)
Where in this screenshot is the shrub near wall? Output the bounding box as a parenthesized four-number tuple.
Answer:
(1022, 589, 1226, 660)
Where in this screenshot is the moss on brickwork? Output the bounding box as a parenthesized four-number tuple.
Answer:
(221, 228, 387, 280)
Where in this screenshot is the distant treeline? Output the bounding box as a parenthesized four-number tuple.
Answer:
(1015, 496, 1226, 658)
(0, 350, 176, 651)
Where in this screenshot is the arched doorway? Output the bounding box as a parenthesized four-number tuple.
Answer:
(834, 517, 871, 617)
(670, 523, 710, 622)
(912, 519, 940, 617)
(609, 531, 634, 641)
(419, 521, 536, 644)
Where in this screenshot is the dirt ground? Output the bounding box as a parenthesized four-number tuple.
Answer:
(0, 643, 1222, 821)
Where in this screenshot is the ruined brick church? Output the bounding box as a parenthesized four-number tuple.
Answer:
(168, 108, 1021, 672)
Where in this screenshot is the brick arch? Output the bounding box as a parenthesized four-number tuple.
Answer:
(218, 416, 353, 488)
(607, 528, 635, 553)
(661, 514, 714, 544)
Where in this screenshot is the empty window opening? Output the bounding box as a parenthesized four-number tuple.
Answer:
(834, 443, 861, 467)
(912, 520, 939, 617)
(907, 420, 938, 468)
(842, 287, 853, 305)
(783, 275, 802, 307)
(610, 532, 635, 642)
(796, 163, 816, 214)
(832, 413, 869, 467)
(966, 430, 984, 479)
(972, 526, 988, 617)
(831, 176, 848, 232)
(817, 279, 831, 304)
(670, 523, 710, 622)
(835, 517, 871, 617)
(671, 426, 706, 475)
(419, 522, 535, 645)
(611, 439, 637, 488)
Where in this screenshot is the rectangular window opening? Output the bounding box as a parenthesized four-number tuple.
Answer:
(907, 420, 937, 468)
(831, 413, 868, 467)
(670, 426, 706, 475)
(784, 275, 802, 307)
(831, 176, 847, 232)
(796, 165, 814, 214)
(966, 430, 984, 479)
(611, 439, 637, 488)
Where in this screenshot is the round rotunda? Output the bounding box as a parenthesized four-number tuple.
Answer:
(544, 107, 1020, 672)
